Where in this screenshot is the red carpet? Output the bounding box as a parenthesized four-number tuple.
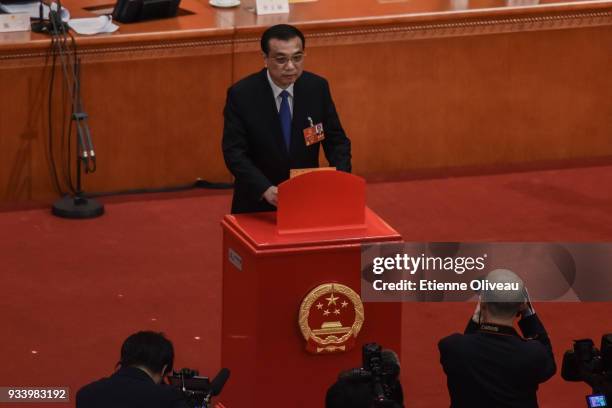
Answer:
(1, 165, 611, 407)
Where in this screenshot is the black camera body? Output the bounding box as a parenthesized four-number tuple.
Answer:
(363, 343, 400, 402)
(167, 368, 211, 408)
(562, 335, 612, 399)
(339, 343, 404, 408)
(167, 367, 230, 408)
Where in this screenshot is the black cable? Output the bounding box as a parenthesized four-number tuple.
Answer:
(51, 14, 75, 105)
(48, 4, 83, 196)
(85, 180, 233, 199)
(49, 6, 87, 194)
(66, 80, 75, 194)
(58, 20, 69, 192)
(47, 35, 63, 195)
(44, 8, 231, 201)
(59, 40, 75, 195)
(64, 30, 80, 194)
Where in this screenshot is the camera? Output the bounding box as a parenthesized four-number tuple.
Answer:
(339, 343, 404, 408)
(562, 335, 612, 404)
(586, 394, 608, 408)
(168, 367, 230, 408)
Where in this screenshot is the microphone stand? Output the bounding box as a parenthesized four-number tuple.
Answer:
(30, 0, 67, 34)
(30, 0, 46, 33)
(43, 0, 104, 218)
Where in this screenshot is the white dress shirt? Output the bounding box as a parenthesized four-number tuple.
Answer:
(267, 70, 294, 116)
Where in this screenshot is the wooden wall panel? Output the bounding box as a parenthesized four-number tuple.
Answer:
(1, 3, 611, 203)
(0, 61, 58, 202)
(80, 52, 233, 192)
(0, 39, 234, 203)
(232, 14, 612, 179)
(308, 26, 612, 178)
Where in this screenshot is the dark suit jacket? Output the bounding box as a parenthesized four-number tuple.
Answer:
(222, 69, 352, 214)
(438, 315, 556, 408)
(76, 367, 188, 408)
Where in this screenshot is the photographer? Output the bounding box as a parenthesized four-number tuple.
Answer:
(562, 335, 612, 402)
(326, 377, 402, 408)
(326, 377, 374, 408)
(438, 269, 556, 408)
(76, 331, 189, 408)
(327, 344, 404, 408)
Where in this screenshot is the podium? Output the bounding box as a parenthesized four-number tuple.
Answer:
(220, 171, 402, 407)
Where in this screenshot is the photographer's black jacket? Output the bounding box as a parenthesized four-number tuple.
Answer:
(438, 314, 556, 408)
(76, 367, 188, 408)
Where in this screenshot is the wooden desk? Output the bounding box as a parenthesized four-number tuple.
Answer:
(230, 0, 612, 180)
(0, 0, 235, 203)
(1, 0, 611, 202)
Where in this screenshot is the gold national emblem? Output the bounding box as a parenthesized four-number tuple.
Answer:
(298, 283, 364, 354)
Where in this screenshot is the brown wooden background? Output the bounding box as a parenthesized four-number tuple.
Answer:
(1, 0, 611, 203)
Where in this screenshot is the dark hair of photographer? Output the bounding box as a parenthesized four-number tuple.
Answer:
(76, 331, 188, 408)
(118, 331, 174, 383)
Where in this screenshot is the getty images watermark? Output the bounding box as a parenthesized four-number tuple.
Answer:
(360, 243, 612, 302)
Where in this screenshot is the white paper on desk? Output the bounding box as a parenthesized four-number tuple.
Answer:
(0, 13, 31, 32)
(255, 0, 288, 15)
(0, 1, 70, 21)
(68, 15, 118, 35)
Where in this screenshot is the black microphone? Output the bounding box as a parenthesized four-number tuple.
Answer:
(209, 368, 230, 397)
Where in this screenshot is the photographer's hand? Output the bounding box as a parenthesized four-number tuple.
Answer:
(471, 297, 481, 323)
(519, 287, 535, 319)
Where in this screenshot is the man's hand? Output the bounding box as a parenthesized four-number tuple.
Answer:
(214, 403, 227, 408)
(518, 287, 535, 318)
(471, 297, 481, 323)
(262, 186, 278, 207)
(518, 301, 535, 318)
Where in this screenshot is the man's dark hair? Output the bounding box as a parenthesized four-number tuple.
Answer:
(260, 24, 305, 55)
(118, 331, 174, 374)
(326, 378, 374, 408)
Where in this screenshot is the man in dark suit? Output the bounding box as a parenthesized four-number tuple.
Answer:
(222, 24, 351, 214)
(438, 269, 556, 408)
(76, 331, 188, 408)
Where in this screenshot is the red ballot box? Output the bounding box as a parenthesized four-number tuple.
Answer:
(220, 171, 402, 408)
